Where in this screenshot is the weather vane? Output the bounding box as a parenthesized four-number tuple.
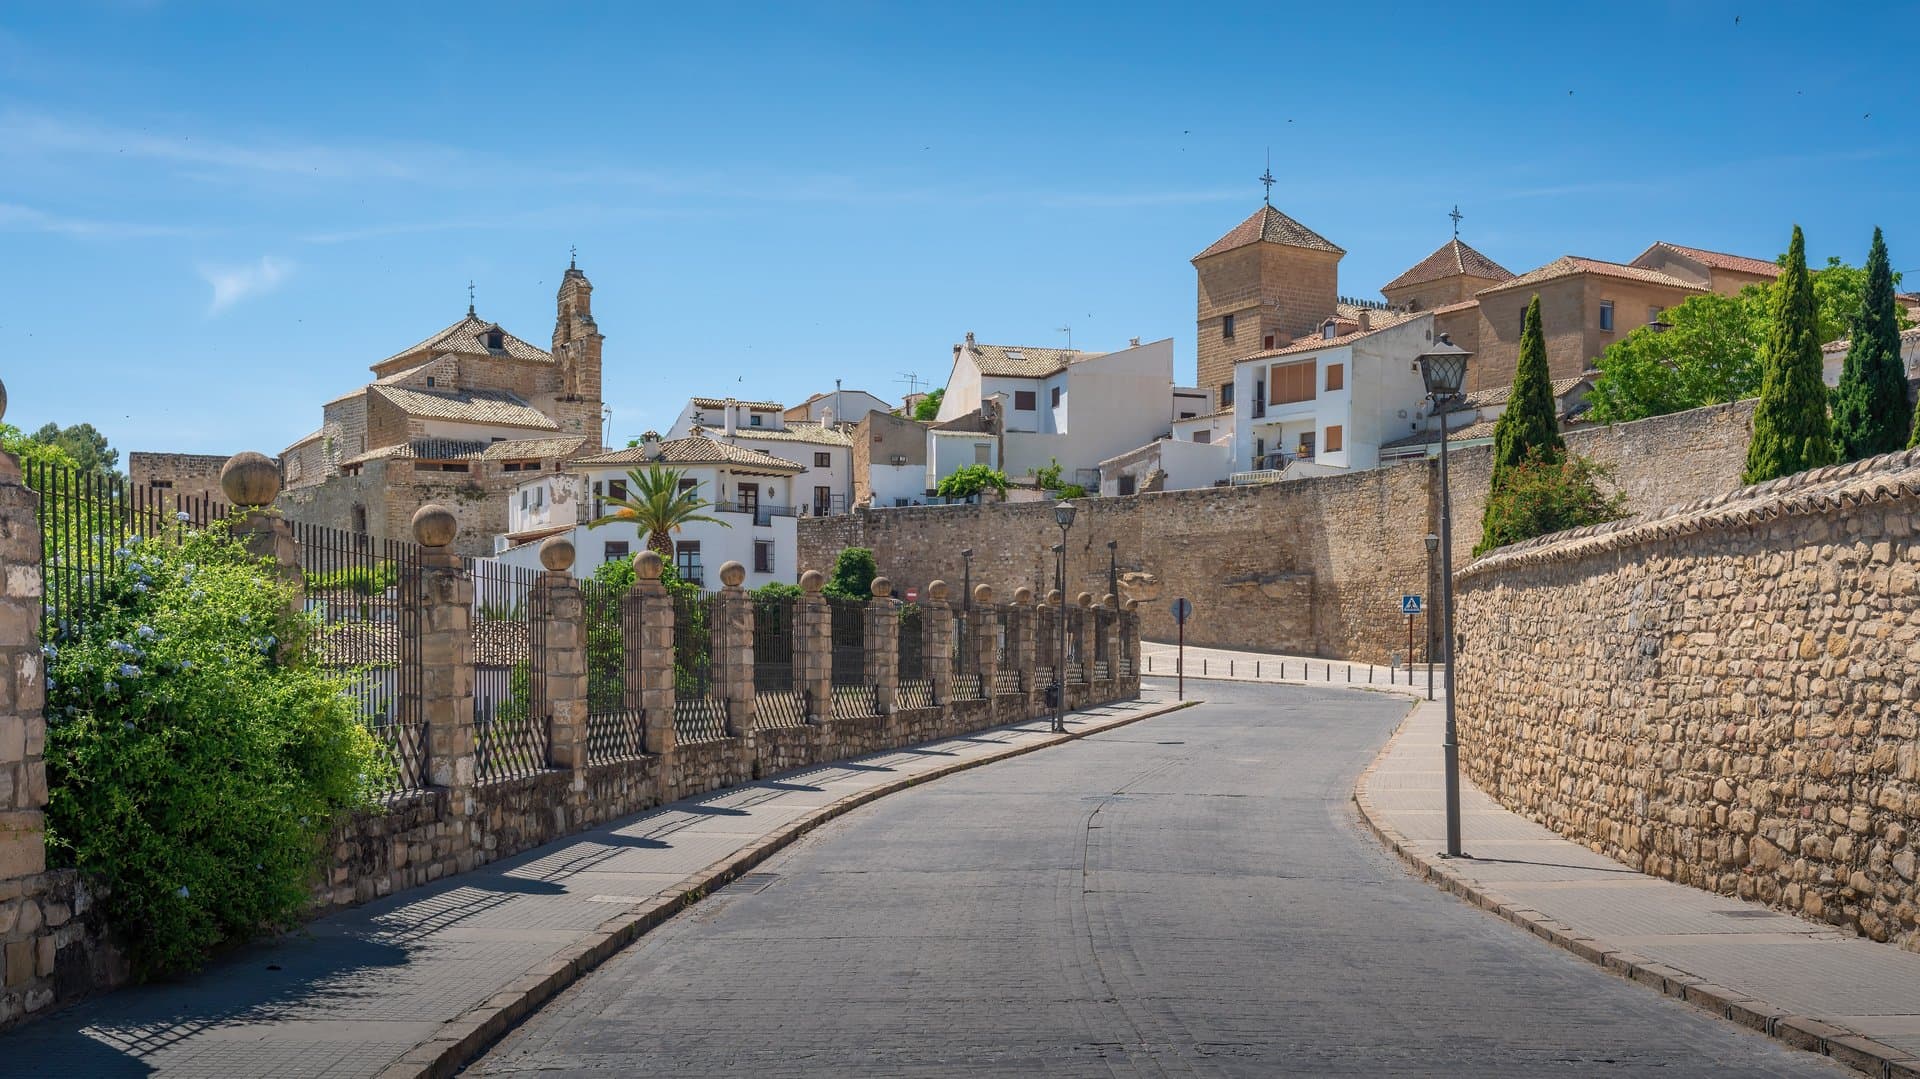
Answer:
(1449, 205, 1463, 238)
(569, 244, 577, 269)
(467, 280, 475, 316)
(1260, 148, 1275, 206)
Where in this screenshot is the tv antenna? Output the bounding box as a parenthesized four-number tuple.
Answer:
(1057, 324, 1072, 349)
(897, 371, 925, 396)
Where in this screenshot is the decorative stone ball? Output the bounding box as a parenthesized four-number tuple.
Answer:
(0, 376, 8, 424)
(973, 583, 994, 605)
(635, 550, 664, 580)
(719, 560, 747, 588)
(1076, 591, 1094, 608)
(1046, 589, 1063, 605)
(220, 451, 282, 508)
(1101, 592, 1118, 609)
(926, 579, 948, 602)
(1013, 586, 1033, 604)
(411, 504, 458, 547)
(1124, 598, 1139, 612)
(871, 575, 893, 598)
(539, 535, 575, 572)
(799, 569, 825, 593)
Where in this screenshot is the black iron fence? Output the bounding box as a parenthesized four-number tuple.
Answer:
(585, 708, 647, 763)
(582, 578, 628, 717)
(993, 608, 1020, 694)
(951, 611, 983, 700)
(896, 604, 932, 710)
(1093, 608, 1113, 681)
(468, 559, 548, 783)
(826, 595, 876, 717)
(753, 595, 806, 728)
(673, 592, 727, 744)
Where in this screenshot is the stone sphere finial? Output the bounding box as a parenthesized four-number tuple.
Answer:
(1124, 598, 1139, 612)
(0, 376, 8, 425)
(799, 569, 825, 593)
(1076, 591, 1094, 608)
(220, 451, 281, 508)
(411, 504, 457, 547)
(926, 579, 948, 602)
(1046, 589, 1063, 605)
(974, 583, 994, 605)
(635, 550, 663, 580)
(1101, 592, 1118, 609)
(539, 535, 575, 572)
(870, 575, 893, 598)
(1013, 586, 1033, 604)
(719, 560, 747, 588)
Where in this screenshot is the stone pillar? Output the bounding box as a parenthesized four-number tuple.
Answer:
(922, 580, 954, 706)
(793, 570, 831, 724)
(412, 504, 476, 793)
(533, 536, 587, 770)
(864, 576, 898, 714)
(627, 552, 676, 755)
(1009, 587, 1035, 705)
(0, 430, 46, 892)
(220, 452, 303, 630)
(712, 561, 754, 737)
(972, 585, 999, 698)
(1124, 598, 1142, 681)
(1072, 591, 1094, 683)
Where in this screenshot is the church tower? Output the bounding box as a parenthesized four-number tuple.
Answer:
(551, 253, 606, 453)
(1193, 203, 1343, 411)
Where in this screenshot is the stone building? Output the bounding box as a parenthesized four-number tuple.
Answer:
(1465, 257, 1708, 391)
(1379, 236, 1515, 312)
(127, 451, 232, 504)
(1193, 204, 1344, 410)
(271, 258, 606, 556)
(852, 409, 928, 507)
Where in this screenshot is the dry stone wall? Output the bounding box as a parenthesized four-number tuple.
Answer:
(1454, 447, 1920, 952)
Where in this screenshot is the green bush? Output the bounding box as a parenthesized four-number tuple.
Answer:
(1474, 450, 1629, 555)
(824, 547, 877, 600)
(936, 464, 1009, 500)
(43, 522, 385, 977)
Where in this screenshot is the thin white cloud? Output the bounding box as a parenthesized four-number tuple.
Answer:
(200, 256, 293, 314)
(0, 109, 451, 181)
(0, 201, 196, 238)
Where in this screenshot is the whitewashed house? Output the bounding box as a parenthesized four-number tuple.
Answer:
(667, 395, 856, 516)
(785, 387, 890, 424)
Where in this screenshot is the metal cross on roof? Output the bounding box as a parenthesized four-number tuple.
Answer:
(1260, 164, 1275, 206)
(1449, 205, 1463, 237)
(467, 280, 475, 316)
(569, 244, 577, 269)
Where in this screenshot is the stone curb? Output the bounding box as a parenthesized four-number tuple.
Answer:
(1151, 671, 1427, 701)
(1350, 705, 1920, 1079)
(376, 696, 1198, 1079)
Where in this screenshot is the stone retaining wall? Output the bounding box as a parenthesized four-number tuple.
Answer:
(1454, 447, 1920, 952)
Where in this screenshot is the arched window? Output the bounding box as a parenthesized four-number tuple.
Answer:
(352, 504, 368, 534)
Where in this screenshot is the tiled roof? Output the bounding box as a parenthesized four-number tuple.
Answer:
(342, 436, 589, 466)
(1428, 299, 1480, 315)
(1478, 256, 1707, 296)
(1822, 325, 1920, 355)
(1635, 242, 1781, 279)
(1244, 311, 1427, 361)
(373, 313, 551, 369)
(369, 385, 560, 431)
(281, 428, 325, 455)
(711, 421, 854, 447)
(572, 434, 805, 473)
(965, 343, 1101, 378)
(1194, 205, 1344, 260)
(1382, 238, 1515, 292)
(690, 396, 785, 411)
(1461, 376, 1591, 409)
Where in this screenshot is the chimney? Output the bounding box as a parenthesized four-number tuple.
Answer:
(821, 404, 834, 428)
(723, 397, 738, 437)
(641, 431, 663, 460)
(1357, 311, 1372, 332)
(965, 331, 975, 346)
(1129, 336, 1141, 347)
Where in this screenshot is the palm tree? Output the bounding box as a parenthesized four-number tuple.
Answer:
(586, 465, 728, 560)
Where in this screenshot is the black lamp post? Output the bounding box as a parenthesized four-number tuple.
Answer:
(1418, 333, 1470, 859)
(961, 548, 974, 612)
(1106, 539, 1117, 600)
(1423, 532, 1438, 702)
(1052, 501, 1076, 732)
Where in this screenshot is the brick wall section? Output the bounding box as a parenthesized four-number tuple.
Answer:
(126, 452, 233, 504)
(1453, 447, 1920, 952)
(1195, 242, 1342, 408)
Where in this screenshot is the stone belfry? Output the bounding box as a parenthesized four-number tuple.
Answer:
(552, 249, 606, 452)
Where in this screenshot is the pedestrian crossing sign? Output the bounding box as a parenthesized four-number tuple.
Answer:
(1400, 594, 1423, 615)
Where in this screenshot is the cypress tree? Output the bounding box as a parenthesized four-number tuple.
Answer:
(1743, 226, 1836, 483)
(1479, 293, 1566, 551)
(1832, 228, 1909, 460)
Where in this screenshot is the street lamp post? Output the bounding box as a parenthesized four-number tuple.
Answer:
(1418, 334, 1471, 859)
(1053, 501, 1076, 733)
(1106, 539, 1117, 601)
(1423, 532, 1438, 702)
(961, 548, 974, 613)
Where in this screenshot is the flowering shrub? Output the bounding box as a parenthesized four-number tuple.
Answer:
(43, 523, 386, 977)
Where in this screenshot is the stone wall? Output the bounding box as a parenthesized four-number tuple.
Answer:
(1453, 447, 1920, 952)
(126, 452, 233, 505)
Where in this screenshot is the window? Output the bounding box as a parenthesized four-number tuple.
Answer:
(754, 540, 774, 574)
(1325, 425, 1344, 453)
(1599, 301, 1615, 332)
(351, 504, 368, 535)
(521, 490, 529, 510)
(502, 460, 541, 472)
(1222, 313, 1236, 339)
(1326, 363, 1344, 392)
(678, 477, 697, 493)
(1015, 390, 1037, 411)
(1219, 381, 1235, 407)
(1263, 334, 1275, 350)
(1178, 412, 1196, 420)
(814, 486, 832, 515)
(750, 414, 763, 426)
(1050, 386, 1062, 408)
(1269, 361, 1317, 405)
(608, 478, 628, 501)
(604, 541, 629, 562)
(1322, 322, 1338, 340)
(973, 443, 991, 465)
(739, 483, 758, 513)
(425, 376, 435, 387)
(675, 541, 702, 584)
(1298, 431, 1316, 457)
(1118, 475, 1137, 496)
(814, 451, 831, 468)
(148, 479, 173, 489)
(1192, 430, 1210, 444)
(1649, 306, 1662, 325)
(485, 330, 504, 350)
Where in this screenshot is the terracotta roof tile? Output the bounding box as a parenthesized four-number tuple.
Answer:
(712, 421, 854, 448)
(373, 313, 551, 369)
(369, 385, 559, 431)
(1822, 325, 1920, 354)
(690, 396, 785, 411)
(342, 436, 588, 466)
(1635, 242, 1781, 278)
(572, 434, 805, 473)
(1428, 299, 1480, 315)
(1382, 238, 1515, 292)
(1194, 205, 1344, 260)
(1478, 256, 1707, 296)
(964, 343, 1101, 378)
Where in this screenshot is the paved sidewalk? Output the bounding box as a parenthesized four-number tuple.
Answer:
(1142, 639, 1431, 692)
(0, 690, 1182, 1079)
(1359, 700, 1920, 1077)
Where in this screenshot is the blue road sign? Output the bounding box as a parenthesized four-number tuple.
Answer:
(1170, 597, 1193, 624)
(1400, 594, 1423, 615)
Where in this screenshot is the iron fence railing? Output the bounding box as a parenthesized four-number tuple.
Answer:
(828, 596, 867, 686)
(831, 682, 878, 718)
(675, 696, 729, 744)
(468, 559, 545, 765)
(753, 595, 806, 728)
(582, 578, 628, 717)
(994, 668, 1022, 695)
(896, 604, 932, 710)
(673, 592, 727, 741)
(474, 696, 551, 782)
(586, 708, 647, 763)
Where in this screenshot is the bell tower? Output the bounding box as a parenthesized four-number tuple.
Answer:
(552, 249, 605, 452)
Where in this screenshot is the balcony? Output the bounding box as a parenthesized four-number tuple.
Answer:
(711, 501, 799, 527)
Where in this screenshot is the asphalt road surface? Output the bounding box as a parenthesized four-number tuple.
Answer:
(471, 679, 1841, 1077)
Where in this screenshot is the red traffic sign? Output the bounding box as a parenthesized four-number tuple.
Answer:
(904, 587, 919, 602)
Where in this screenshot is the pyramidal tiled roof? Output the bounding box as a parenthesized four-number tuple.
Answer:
(1193, 205, 1343, 260)
(1478, 256, 1707, 296)
(373, 313, 551, 370)
(1382, 238, 1515, 292)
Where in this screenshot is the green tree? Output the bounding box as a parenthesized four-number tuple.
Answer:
(912, 388, 944, 421)
(1587, 293, 1762, 423)
(30, 421, 118, 476)
(587, 465, 728, 559)
(1474, 450, 1629, 555)
(824, 546, 877, 600)
(1744, 226, 1837, 484)
(1831, 228, 1911, 460)
(935, 464, 1009, 501)
(1480, 295, 1566, 552)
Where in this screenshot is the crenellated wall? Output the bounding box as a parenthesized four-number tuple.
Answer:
(1453, 447, 1920, 952)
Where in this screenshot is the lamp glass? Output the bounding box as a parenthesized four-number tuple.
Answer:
(1418, 353, 1468, 397)
(1424, 532, 1439, 553)
(1054, 501, 1077, 529)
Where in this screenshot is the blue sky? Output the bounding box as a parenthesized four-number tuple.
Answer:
(2, 1, 1915, 457)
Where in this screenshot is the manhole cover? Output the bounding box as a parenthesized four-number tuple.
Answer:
(723, 872, 780, 894)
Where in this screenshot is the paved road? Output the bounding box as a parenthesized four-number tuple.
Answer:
(473, 680, 1842, 1077)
